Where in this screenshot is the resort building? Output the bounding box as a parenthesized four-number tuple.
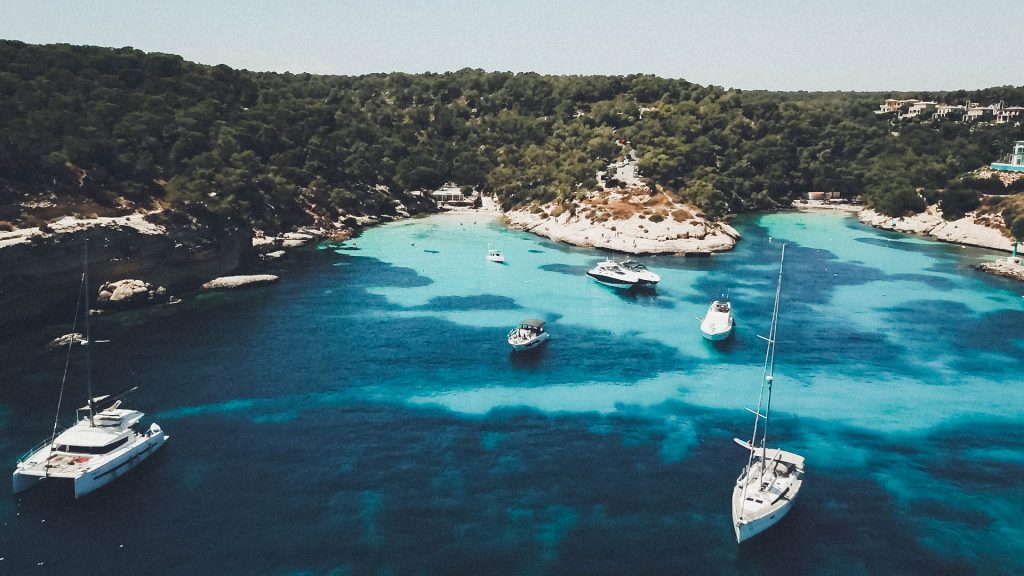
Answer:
(933, 104, 965, 119)
(901, 101, 936, 119)
(995, 106, 1024, 124)
(991, 141, 1024, 173)
(878, 99, 1019, 124)
(877, 99, 919, 114)
(965, 104, 996, 122)
(430, 184, 466, 203)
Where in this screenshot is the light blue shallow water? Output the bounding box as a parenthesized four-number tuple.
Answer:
(1, 211, 1022, 574)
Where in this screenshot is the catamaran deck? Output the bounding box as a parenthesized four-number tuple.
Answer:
(16, 451, 93, 479)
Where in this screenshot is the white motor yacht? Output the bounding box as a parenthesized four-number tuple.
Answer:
(507, 319, 550, 352)
(732, 244, 804, 543)
(586, 259, 639, 288)
(620, 260, 661, 285)
(487, 248, 505, 263)
(700, 299, 734, 341)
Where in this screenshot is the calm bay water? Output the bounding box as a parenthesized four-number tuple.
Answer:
(1, 212, 1022, 575)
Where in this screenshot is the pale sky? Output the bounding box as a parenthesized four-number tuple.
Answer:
(2, 0, 1022, 91)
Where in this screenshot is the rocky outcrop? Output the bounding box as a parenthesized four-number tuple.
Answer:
(47, 332, 85, 351)
(504, 190, 739, 255)
(96, 279, 167, 309)
(858, 206, 1013, 252)
(973, 258, 1024, 282)
(201, 274, 279, 290)
(0, 212, 252, 326)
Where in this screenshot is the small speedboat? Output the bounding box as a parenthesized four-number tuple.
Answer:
(586, 259, 639, 288)
(620, 260, 660, 285)
(487, 249, 505, 263)
(507, 319, 549, 351)
(700, 299, 734, 341)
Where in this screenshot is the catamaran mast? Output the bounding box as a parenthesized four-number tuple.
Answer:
(84, 239, 95, 427)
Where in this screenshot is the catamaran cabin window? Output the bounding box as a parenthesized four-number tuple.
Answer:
(56, 436, 130, 455)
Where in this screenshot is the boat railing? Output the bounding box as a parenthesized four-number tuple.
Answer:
(16, 433, 63, 464)
(736, 465, 748, 484)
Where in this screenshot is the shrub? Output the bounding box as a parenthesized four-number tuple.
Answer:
(671, 209, 692, 222)
(0, 221, 13, 232)
(939, 186, 980, 220)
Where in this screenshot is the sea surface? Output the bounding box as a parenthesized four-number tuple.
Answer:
(1, 211, 1022, 575)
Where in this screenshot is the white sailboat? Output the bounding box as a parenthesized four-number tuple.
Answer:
(12, 242, 168, 499)
(731, 244, 804, 543)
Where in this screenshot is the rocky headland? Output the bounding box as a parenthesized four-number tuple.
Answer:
(503, 189, 739, 255)
(973, 257, 1024, 282)
(0, 212, 251, 326)
(858, 205, 1013, 252)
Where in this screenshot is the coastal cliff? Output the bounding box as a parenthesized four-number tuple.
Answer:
(0, 212, 251, 326)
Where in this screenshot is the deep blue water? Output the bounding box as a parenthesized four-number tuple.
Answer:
(1, 212, 1023, 575)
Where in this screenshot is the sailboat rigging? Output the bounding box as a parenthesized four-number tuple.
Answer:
(13, 240, 169, 498)
(731, 244, 805, 543)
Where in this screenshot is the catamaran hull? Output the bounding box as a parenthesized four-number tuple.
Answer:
(11, 470, 47, 494)
(12, 427, 169, 499)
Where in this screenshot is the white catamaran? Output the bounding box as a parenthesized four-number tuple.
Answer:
(13, 242, 168, 499)
(731, 244, 804, 543)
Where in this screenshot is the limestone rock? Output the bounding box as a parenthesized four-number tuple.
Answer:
(47, 332, 85, 351)
(201, 274, 279, 290)
(974, 258, 1024, 282)
(0, 210, 252, 327)
(97, 279, 166, 309)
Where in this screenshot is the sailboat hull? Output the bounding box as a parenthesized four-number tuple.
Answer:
(731, 448, 804, 543)
(733, 497, 796, 543)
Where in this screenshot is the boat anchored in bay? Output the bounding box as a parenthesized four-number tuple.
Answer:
(620, 260, 661, 286)
(12, 242, 168, 499)
(487, 248, 505, 263)
(731, 244, 804, 543)
(507, 319, 550, 352)
(700, 297, 734, 341)
(586, 259, 639, 288)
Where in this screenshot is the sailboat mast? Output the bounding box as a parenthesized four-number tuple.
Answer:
(759, 244, 785, 470)
(84, 239, 95, 427)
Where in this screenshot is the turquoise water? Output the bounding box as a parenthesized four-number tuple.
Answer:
(1, 212, 1022, 574)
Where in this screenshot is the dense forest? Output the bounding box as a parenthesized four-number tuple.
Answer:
(1, 40, 1023, 235)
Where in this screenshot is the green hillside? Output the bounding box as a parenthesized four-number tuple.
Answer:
(1, 40, 1022, 232)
